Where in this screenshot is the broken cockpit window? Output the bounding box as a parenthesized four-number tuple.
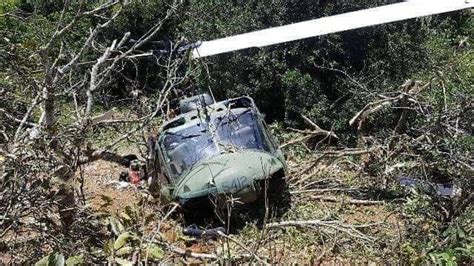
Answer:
(160, 107, 269, 179)
(162, 124, 218, 177)
(215, 108, 269, 151)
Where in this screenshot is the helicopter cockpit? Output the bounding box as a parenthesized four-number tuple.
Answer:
(147, 95, 285, 206)
(161, 106, 270, 178)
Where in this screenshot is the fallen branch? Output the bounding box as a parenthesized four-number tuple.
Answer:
(349, 80, 430, 132)
(279, 132, 314, 149)
(280, 115, 337, 149)
(90, 108, 118, 124)
(290, 147, 377, 187)
(167, 245, 218, 260)
(310, 195, 384, 205)
(290, 188, 357, 195)
(299, 178, 343, 190)
(164, 241, 269, 262)
(216, 231, 269, 265)
(80, 149, 133, 166)
(302, 115, 338, 140)
(321, 147, 378, 157)
(266, 219, 376, 242)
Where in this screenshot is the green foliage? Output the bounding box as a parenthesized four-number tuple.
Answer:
(35, 252, 84, 266)
(2, 0, 472, 264)
(0, 0, 19, 13)
(115, 257, 133, 266)
(146, 244, 165, 260)
(181, 0, 429, 133)
(104, 205, 166, 263)
(402, 203, 473, 264)
(1, 0, 436, 134)
(281, 69, 323, 125)
(65, 255, 85, 266)
(114, 232, 131, 250)
(109, 216, 126, 236)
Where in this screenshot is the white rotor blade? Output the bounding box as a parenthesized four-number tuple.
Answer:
(193, 0, 473, 58)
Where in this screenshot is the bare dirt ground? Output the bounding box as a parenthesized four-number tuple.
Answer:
(81, 160, 140, 214)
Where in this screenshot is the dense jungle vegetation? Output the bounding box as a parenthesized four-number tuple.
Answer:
(1, 0, 472, 264)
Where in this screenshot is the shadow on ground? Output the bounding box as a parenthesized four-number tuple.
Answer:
(179, 176, 292, 234)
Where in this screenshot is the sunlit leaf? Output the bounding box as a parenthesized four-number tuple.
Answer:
(109, 216, 125, 236)
(103, 239, 114, 256)
(34, 255, 51, 266)
(124, 205, 138, 221)
(115, 258, 133, 266)
(116, 246, 134, 256)
(119, 212, 131, 222)
(54, 254, 65, 266)
(178, 234, 195, 242)
(65, 254, 84, 266)
(35, 253, 65, 266)
(114, 232, 131, 250)
(147, 244, 165, 260)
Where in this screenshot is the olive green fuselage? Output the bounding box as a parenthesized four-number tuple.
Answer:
(148, 96, 285, 208)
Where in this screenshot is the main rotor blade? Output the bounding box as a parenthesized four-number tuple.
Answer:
(193, 0, 473, 58)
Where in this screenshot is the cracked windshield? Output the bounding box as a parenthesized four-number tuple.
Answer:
(162, 109, 268, 177)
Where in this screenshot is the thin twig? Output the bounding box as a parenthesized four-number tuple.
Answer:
(216, 231, 269, 265)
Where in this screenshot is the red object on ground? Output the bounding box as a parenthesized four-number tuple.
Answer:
(129, 171, 141, 184)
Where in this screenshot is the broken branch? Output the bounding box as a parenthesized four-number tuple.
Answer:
(310, 195, 384, 205)
(266, 219, 377, 242)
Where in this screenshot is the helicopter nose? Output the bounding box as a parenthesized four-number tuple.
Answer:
(175, 150, 284, 201)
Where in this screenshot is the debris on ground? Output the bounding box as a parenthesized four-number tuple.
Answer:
(183, 225, 226, 239)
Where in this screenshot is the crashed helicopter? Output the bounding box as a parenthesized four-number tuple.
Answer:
(146, 94, 286, 208)
(123, 0, 473, 209)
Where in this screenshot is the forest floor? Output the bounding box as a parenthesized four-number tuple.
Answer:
(77, 138, 408, 264)
(0, 130, 411, 264)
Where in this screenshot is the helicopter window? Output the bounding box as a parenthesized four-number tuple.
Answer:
(162, 125, 218, 178)
(167, 143, 189, 174)
(160, 108, 269, 179)
(225, 97, 253, 109)
(215, 109, 269, 151)
(261, 120, 277, 151)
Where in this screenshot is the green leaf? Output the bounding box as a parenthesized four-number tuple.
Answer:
(35, 253, 65, 266)
(65, 254, 84, 266)
(35, 255, 51, 266)
(119, 212, 132, 222)
(114, 232, 131, 250)
(124, 205, 138, 222)
(178, 234, 195, 242)
(147, 244, 165, 260)
(116, 246, 134, 256)
(103, 239, 114, 256)
(454, 247, 472, 256)
(109, 216, 125, 236)
(115, 258, 133, 266)
(54, 254, 65, 266)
